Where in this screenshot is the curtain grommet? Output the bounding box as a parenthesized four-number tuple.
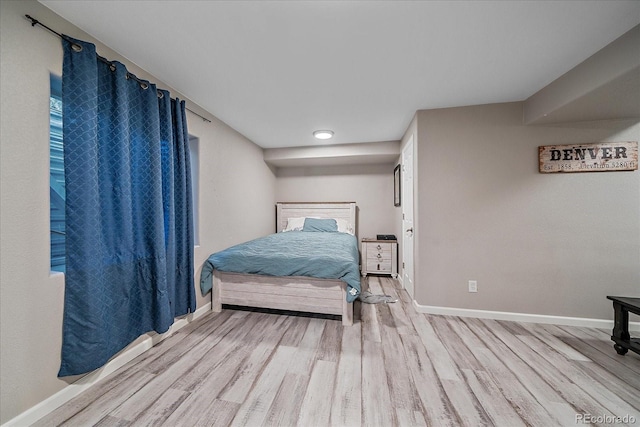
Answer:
(71, 43, 82, 52)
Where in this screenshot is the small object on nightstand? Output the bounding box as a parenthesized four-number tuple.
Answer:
(376, 234, 396, 240)
(361, 237, 398, 278)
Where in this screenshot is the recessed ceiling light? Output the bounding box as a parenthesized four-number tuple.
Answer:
(313, 130, 334, 140)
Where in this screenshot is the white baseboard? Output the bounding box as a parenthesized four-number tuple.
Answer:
(413, 301, 640, 332)
(2, 303, 212, 427)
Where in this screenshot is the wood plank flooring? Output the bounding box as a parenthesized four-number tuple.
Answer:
(34, 277, 640, 426)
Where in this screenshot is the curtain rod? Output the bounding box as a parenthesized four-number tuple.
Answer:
(25, 14, 212, 123)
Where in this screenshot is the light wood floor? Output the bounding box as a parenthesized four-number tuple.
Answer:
(34, 277, 640, 426)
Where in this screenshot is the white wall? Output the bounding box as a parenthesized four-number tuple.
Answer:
(275, 164, 396, 240)
(414, 102, 639, 321)
(0, 1, 276, 423)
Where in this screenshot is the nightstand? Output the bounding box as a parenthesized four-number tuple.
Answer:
(361, 238, 397, 278)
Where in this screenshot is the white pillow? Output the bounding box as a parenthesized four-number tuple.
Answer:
(335, 218, 355, 235)
(283, 216, 354, 235)
(283, 217, 306, 232)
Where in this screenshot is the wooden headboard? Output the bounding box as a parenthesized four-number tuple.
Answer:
(276, 202, 356, 234)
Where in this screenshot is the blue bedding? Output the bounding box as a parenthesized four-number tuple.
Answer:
(200, 231, 361, 302)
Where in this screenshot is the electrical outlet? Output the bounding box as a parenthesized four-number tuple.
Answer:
(468, 280, 478, 293)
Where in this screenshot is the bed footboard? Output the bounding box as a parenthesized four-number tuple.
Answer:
(212, 270, 353, 326)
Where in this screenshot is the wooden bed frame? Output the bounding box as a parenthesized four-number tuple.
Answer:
(211, 202, 357, 326)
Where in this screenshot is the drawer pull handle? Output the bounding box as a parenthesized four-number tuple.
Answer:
(376, 245, 382, 250)
(377, 254, 382, 259)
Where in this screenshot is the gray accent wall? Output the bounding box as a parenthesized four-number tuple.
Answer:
(0, 1, 276, 423)
(275, 164, 397, 241)
(414, 102, 639, 320)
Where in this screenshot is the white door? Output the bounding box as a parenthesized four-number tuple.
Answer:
(402, 137, 415, 298)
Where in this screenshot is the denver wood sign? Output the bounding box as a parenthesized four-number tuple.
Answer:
(539, 141, 638, 173)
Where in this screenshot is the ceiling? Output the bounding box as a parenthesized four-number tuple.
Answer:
(40, 1, 640, 149)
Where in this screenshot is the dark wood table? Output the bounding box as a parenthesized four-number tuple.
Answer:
(606, 296, 640, 356)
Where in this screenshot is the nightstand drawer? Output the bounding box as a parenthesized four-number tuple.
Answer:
(368, 242, 393, 252)
(366, 260, 392, 273)
(366, 250, 392, 261)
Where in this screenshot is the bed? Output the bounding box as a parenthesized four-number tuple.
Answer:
(199, 202, 360, 325)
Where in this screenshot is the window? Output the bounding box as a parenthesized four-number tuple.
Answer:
(50, 74, 65, 272)
(49, 75, 200, 271)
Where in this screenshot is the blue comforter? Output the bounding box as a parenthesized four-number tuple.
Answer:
(200, 231, 361, 302)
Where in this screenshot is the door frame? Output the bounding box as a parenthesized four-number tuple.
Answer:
(401, 135, 415, 298)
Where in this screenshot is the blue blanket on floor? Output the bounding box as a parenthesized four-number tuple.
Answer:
(200, 231, 361, 302)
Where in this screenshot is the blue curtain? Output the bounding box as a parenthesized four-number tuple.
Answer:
(59, 37, 195, 377)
